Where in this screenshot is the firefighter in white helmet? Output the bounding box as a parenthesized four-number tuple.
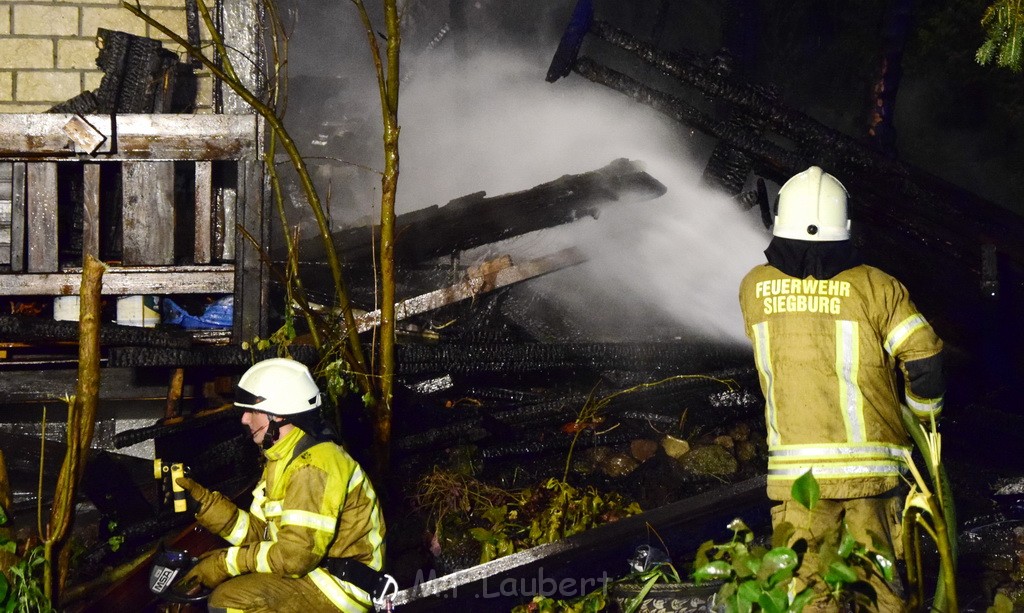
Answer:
(175, 358, 391, 612)
(738, 167, 944, 611)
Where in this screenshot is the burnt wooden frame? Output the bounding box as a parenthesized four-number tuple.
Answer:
(0, 113, 267, 342)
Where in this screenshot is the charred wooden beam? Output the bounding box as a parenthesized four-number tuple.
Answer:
(395, 341, 752, 376)
(0, 315, 191, 348)
(290, 158, 666, 267)
(353, 249, 586, 332)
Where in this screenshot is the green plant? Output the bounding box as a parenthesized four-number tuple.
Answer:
(977, 0, 1024, 72)
(509, 561, 680, 613)
(471, 479, 642, 564)
(692, 471, 897, 612)
(1, 508, 54, 613)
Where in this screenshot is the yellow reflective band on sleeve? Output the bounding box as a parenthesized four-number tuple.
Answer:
(281, 509, 337, 532)
(751, 322, 780, 446)
(225, 547, 242, 576)
(263, 500, 283, 518)
(268, 521, 279, 542)
(885, 314, 927, 355)
(255, 541, 273, 573)
(835, 320, 866, 443)
(250, 481, 267, 522)
(224, 511, 251, 545)
(906, 394, 943, 418)
(309, 567, 373, 613)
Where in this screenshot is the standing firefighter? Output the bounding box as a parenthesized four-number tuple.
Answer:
(176, 358, 390, 612)
(738, 167, 944, 611)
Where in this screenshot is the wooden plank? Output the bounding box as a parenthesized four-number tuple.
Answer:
(0, 114, 257, 161)
(82, 163, 101, 261)
(353, 249, 587, 333)
(9, 162, 25, 271)
(122, 161, 175, 265)
(194, 161, 213, 263)
(0, 162, 9, 267)
(26, 162, 58, 273)
(233, 158, 268, 340)
(0, 367, 199, 403)
(0, 266, 234, 295)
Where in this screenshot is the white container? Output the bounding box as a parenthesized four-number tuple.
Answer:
(53, 296, 80, 321)
(116, 295, 161, 327)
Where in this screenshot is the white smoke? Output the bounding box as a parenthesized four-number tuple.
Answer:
(397, 50, 770, 344)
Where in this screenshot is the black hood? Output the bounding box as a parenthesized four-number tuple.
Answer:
(764, 236, 862, 280)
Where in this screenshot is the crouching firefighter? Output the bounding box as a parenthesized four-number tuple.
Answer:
(175, 358, 396, 612)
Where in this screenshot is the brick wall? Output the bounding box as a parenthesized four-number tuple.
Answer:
(0, 0, 213, 113)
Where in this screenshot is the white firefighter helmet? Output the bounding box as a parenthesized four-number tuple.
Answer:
(773, 166, 851, 241)
(235, 358, 322, 416)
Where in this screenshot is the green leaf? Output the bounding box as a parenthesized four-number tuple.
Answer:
(788, 587, 816, 612)
(736, 580, 758, 613)
(791, 470, 820, 511)
(823, 560, 858, 585)
(693, 560, 733, 583)
(867, 551, 895, 582)
(761, 547, 799, 583)
(758, 585, 789, 613)
(836, 523, 857, 558)
(468, 527, 493, 542)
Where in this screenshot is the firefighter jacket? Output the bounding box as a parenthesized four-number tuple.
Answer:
(739, 263, 944, 500)
(192, 427, 386, 610)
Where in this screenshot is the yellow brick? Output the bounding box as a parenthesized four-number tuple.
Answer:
(0, 101, 50, 112)
(0, 72, 12, 102)
(16, 70, 81, 102)
(0, 5, 10, 36)
(145, 8, 187, 42)
(13, 5, 79, 37)
(195, 72, 213, 108)
(83, 69, 103, 91)
(0, 38, 53, 69)
(57, 38, 101, 69)
(81, 6, 146, 38)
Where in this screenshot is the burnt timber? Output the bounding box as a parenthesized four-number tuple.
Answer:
(286, 157, 665, 273)
(547, 13, 1024, 379)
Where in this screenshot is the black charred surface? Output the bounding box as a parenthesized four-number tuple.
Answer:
(287, 158, 666, 270)
(562, 20, 1024, 380)
(0, 315, 192, 348)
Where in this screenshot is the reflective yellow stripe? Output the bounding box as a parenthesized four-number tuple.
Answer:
(769, 443, 908, 460)
(268, 521, 279, 542)
(835, 320, 866, 442)
(906, 394, 943, 418)
(264, 500, 283, 518)
(225, 547, 242, 576)
(751, 322, 780, 446)
(308, 567, 372, 613)
(885, 314, 927, 355)
(281, 509, 336, 532)
(250, 481, 267, 522)
(768, 462, 907, 479)
(255, 541, 273, 573)
(225, 511, 250, 546)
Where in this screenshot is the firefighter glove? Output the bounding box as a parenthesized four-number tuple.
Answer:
(180, 548, 232, 590)
(175, 476, 213, 514)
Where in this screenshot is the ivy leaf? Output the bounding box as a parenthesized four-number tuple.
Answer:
(791, 470, 820, 511)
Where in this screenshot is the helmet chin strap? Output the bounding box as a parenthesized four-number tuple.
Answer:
(261, 416, 292, 450)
